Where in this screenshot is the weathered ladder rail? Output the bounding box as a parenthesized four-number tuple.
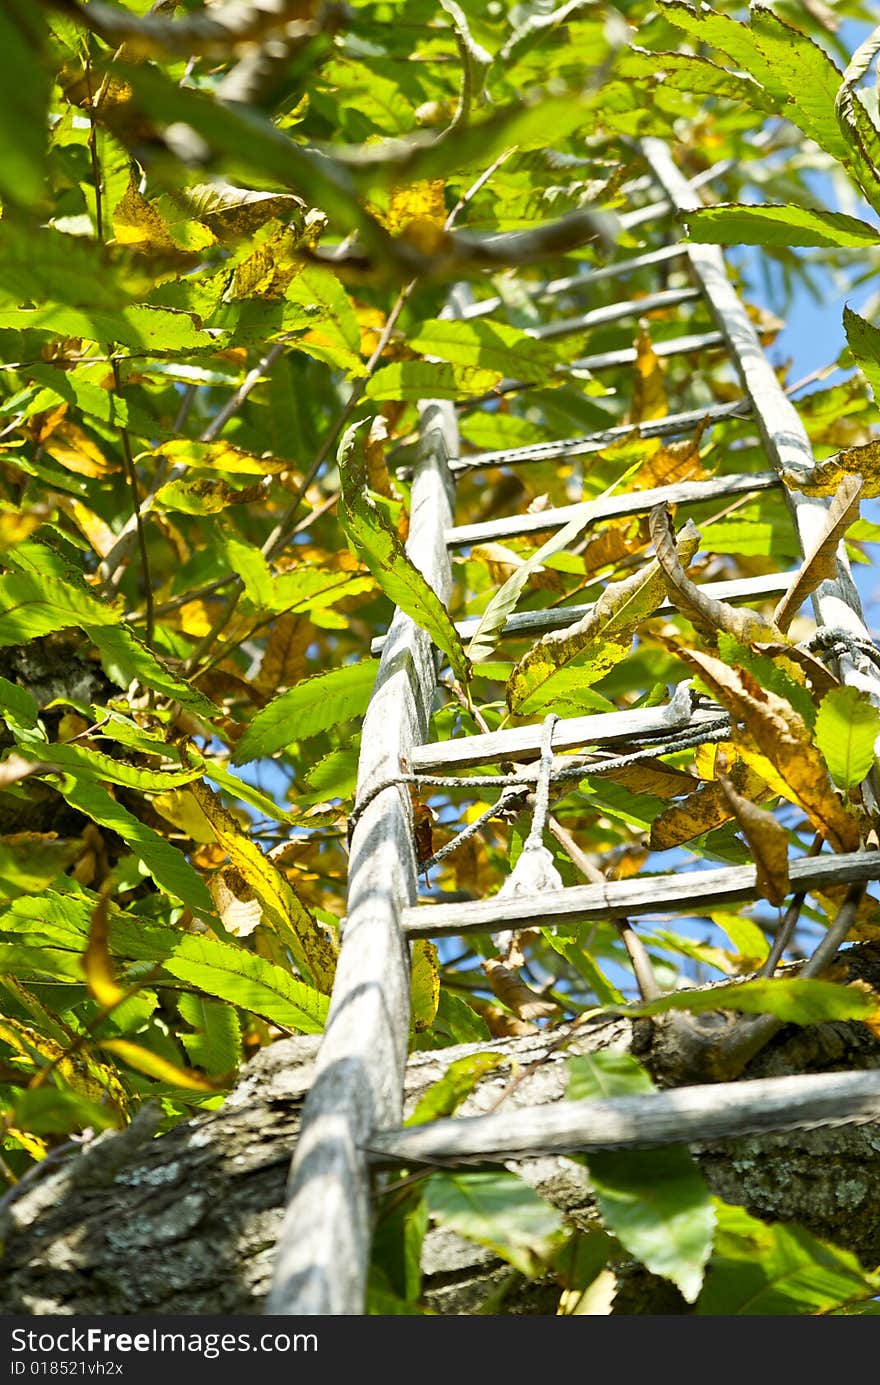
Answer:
(268, 145, 880, 1316)
(266, 400, 458, 1315)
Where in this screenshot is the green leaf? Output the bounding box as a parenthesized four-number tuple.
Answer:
(715, 634, 817, 729)
(686, 204, 880, 250)
(545, 933, 626, 1006)
(407, 1052, 505, 1126)
(467, 510, 594, 663)
(0, 3, 47, 210)
(712, 912, 771, 965)
(406, 318, 560, 385)
(178, 993, 242, 1075)
(424, 1171, 563, 1278)
(58, 776, 213, 915)
(13, 1087, 119, 1136)
(0, 676, 39, 733)
(0, 304, 221, 353)
(160, 935, 328, 1035)
(568, 1052, 714, 1303)
(814, 686, 880, 789)
(659, 1, 849, 161)
(622, 976, 880, 1026)
(337, 422, 470, 682)
(507, 521, 700, 713)
(87, 624, 221, 721)
(232, 660, 377, 764)
(415, 989, 492, 1049)
(619, 47, 774, 108)
(836, 85, 880, 218)
(365, 360, 502, 402)
(0, 231, 130, 314)
(0, 571, 121, 647)
(285, 266, 364, 377)
(843, 305, 880, 400)
(697, 1202, 880, 1315)
(586, 1147, 715, 1304)
(567, 1051, 654, 1101)
(10, 741, 205, 794)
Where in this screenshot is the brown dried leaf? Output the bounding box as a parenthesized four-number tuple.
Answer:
(601, 758, 696, 801)
(631, 421, 710, 491)
(483, 958, 559, 1021)
(255, 613, 313, 695)
(650, 502, 783, 644)
(649, 757, 769, 850)
(209, 865, 262, 938)
(718, 775, 789, 906)
(677, 647, 861, 852)
(773, 474, 862, 632)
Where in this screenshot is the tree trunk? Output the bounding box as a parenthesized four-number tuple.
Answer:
(3, 943, 880, 1316)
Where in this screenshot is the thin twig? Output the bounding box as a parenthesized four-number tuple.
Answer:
(759, 833, 824, 977)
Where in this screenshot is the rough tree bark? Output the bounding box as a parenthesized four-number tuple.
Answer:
(3, 943, 880, 1316)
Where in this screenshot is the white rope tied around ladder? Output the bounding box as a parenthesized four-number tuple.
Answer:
(494, 714, 561, 956)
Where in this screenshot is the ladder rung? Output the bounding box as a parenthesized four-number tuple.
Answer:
(460, 245, 690, 321)
(446, 470, 779, 547)
(401, 851, 880, 939)
(366, 1070, 880, 1166)
(446, 398, 753, 475)
(531, 286, 701, 341)
(411, 703, 725, 773)
(457, 331, 728, 413)
(370, 570, 790, 657)
(571, 329, 724, 373)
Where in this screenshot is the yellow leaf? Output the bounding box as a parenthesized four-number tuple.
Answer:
(678, 647, 861, 852)
(649, 756, 769, 851)
(379, 178, 446, 238)
(5, 1127, 49, 1160)
(600, 757, 695, 800)
(631, 323, 667, 422)
(255, 613, 313, 694)
(82, 892, 126, 1010)
(631, 422, 709, 491)
(189, 781, 337, 991)
(111, 177, 176, 250)
(0, 1016, 127, 1111)
(0, 510, 45, 551)
(99, 1039, 217, 1091)
(788, 436, 880, 497)
(147, 439, 286, 476)
(174, 599, 215, 638)
(43, 420, 116, 479)
(152, 788, 216, 843)
(411, 938, 440, 1033)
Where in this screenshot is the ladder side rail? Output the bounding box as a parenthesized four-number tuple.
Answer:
(643, 137, 880, 716)
(266, 401, 458, 1315)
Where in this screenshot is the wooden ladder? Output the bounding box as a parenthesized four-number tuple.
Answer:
(267, 140, 880, 1315)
